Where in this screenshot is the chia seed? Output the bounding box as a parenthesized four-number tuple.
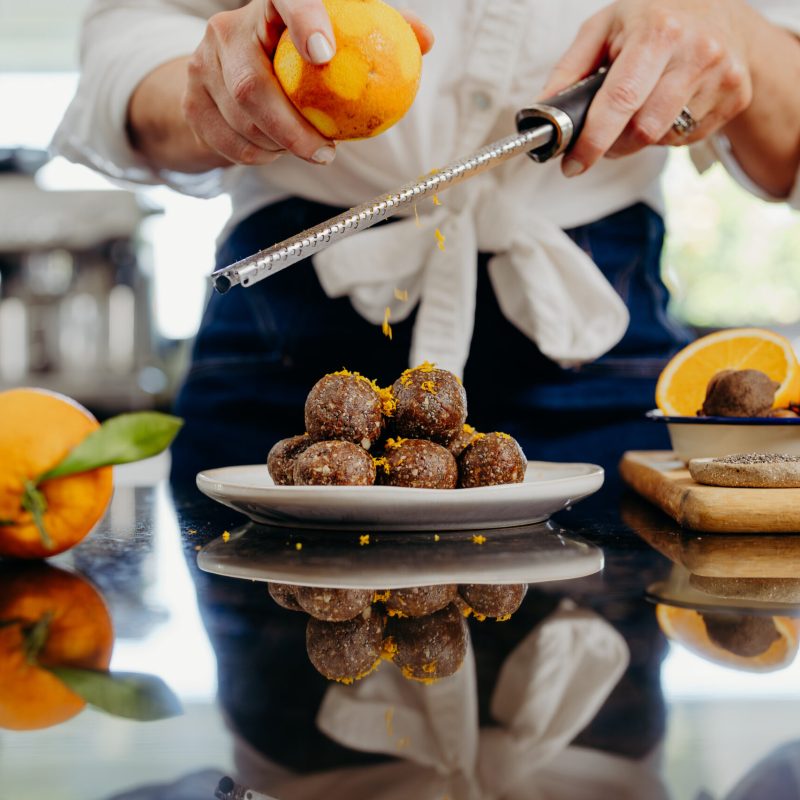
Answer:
(714, 453, 800, 465)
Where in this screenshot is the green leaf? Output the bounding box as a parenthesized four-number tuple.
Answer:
(24, 612, 53, 664)
(48, 668, 182, 721)
(40, 412, 183, 482)
(21, 481, 53, 549)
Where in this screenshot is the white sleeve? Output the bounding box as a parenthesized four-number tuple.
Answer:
(51, 0, 237, 196)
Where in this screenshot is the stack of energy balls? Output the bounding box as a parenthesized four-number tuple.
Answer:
(267, 363, 527, 488)
(269, 582, 528, 684)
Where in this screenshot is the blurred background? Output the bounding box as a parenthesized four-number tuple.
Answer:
(1, 0, 799, 417)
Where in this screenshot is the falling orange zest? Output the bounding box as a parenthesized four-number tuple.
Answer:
(382, 306, 393, 340)
(394, 288, 409, 302)
(435, 228, 446, 252)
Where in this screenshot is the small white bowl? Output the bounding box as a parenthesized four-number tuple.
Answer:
(646, 410, 800, 463)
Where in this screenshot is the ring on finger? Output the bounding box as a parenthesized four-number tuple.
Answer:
(671, 106, 698, 137)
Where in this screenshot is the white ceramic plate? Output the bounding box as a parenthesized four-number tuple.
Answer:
(196, 461, 604, 531)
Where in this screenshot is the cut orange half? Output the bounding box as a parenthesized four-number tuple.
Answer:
(656, 604, 800, 672)
(655, 328, 800, 417)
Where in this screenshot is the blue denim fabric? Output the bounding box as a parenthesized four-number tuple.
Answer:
(172, 199, 684, 487)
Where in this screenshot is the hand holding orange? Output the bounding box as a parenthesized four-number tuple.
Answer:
(274, 0, 426, 140)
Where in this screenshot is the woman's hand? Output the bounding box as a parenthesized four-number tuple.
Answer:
(181, 0, 433, 168)
(541, 0, 753, 178)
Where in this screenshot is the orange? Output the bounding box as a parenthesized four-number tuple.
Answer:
(274, 0, 422, 139)
(0, 388, 113, 559)
(655, 328, 800, 417)
(656, 604, 800, 673)
(0, 563, 113, 730)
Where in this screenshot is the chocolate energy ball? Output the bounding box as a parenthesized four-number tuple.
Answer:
(389, 603, 468, 682)
(295, 586, 373, 621)
(458, 432, 527, 488)
(701, 612, 780, 658)
(267, 434, 313, 485)
(459, 584, 527, 619)
(446, 423, 481, 458)
(378, 439, 458, 489)
(306, 609, 386, 682)
(391, 364, 467, 443)
(305, 372, 384, 449)
(701, 369, 778, 417)
(385, 585, 457, 618)
(293, 441, 376, 486)
(268, 582, 304, 612)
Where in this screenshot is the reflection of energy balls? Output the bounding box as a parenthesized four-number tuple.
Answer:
(458, 432, 526, 488)
(267, 434, 313, 485)
(389, 604, 468, 682)
(392, 364, 467, 443)
(305, 373, 384, 449)
(459, 584, 527, 619)
(386, 585, 457, 617)
(700, 369, 778, 417)
(295, 586, 373, 622)
(306, 611, 386, 682)
(293, 441, 376, 486)
(378, 439, 458, 489)
(268, 582, 304, 612)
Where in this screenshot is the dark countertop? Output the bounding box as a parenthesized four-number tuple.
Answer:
(2, 474, 799, 800)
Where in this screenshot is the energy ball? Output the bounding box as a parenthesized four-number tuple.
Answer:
(700, 369, 778, 417)
(295, 586, 373, 621)
(306, 610, 385, 682)
(385, 585, 457, 618)
(268, 582, 304, 612)
(446, 423, 481, 458)
(293, 441, 376, 486)
(389, 603, 468, 682)
(701, 612, 781, 658)
(378, 439, 458, 489)
(459, 584, 527, 619)
(391, 364, 467, 443)
(305, 372, 384, 449)
(458, 432, 527, 488)
(267, 434, 313, 485)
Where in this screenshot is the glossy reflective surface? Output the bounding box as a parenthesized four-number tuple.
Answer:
(2, 473, 799, 800)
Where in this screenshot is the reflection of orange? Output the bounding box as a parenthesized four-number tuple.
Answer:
(655, 328, 800, 417)
(0, 388, 113, 559)
(0, 563, 114, 730)
(274, 0, 422, 139)
(656, 604, 800, 672)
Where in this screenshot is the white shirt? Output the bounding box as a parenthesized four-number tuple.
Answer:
(53, 0, 800, 373)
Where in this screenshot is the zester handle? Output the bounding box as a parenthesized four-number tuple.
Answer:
(516, 67, 608, 162)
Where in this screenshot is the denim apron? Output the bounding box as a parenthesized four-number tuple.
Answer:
(171, 200, 688, 490)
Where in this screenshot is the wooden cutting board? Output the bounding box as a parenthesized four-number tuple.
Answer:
(620, 451, 800, 533)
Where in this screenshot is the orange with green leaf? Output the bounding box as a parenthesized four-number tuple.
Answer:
(0, 388, 182, 559)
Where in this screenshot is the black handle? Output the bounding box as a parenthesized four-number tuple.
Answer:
(516, 68, 608, 162)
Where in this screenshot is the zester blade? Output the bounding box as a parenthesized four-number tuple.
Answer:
(210, 124, 552, 294)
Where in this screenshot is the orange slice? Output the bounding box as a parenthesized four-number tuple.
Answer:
(655, 328, 800, 417)
(656, 604, 800, 672)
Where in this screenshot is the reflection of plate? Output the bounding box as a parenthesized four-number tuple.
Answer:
(197, 520, 604, 588)
(196, 461, 604, 531)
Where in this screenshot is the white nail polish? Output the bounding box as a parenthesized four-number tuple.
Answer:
(562, 158, 585, 178)
(312, 145, 336, 165)
(307, 32, 334, 64)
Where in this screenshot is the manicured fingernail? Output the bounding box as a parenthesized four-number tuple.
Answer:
(312, 145, 336, 164)
(307, 32, 334, 64)
(562, 158, 585, 178)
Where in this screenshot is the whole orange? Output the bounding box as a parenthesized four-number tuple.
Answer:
(0, 388, 113, 559)
(0, 563, 114, 730)
(274, 0, 422, 139)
